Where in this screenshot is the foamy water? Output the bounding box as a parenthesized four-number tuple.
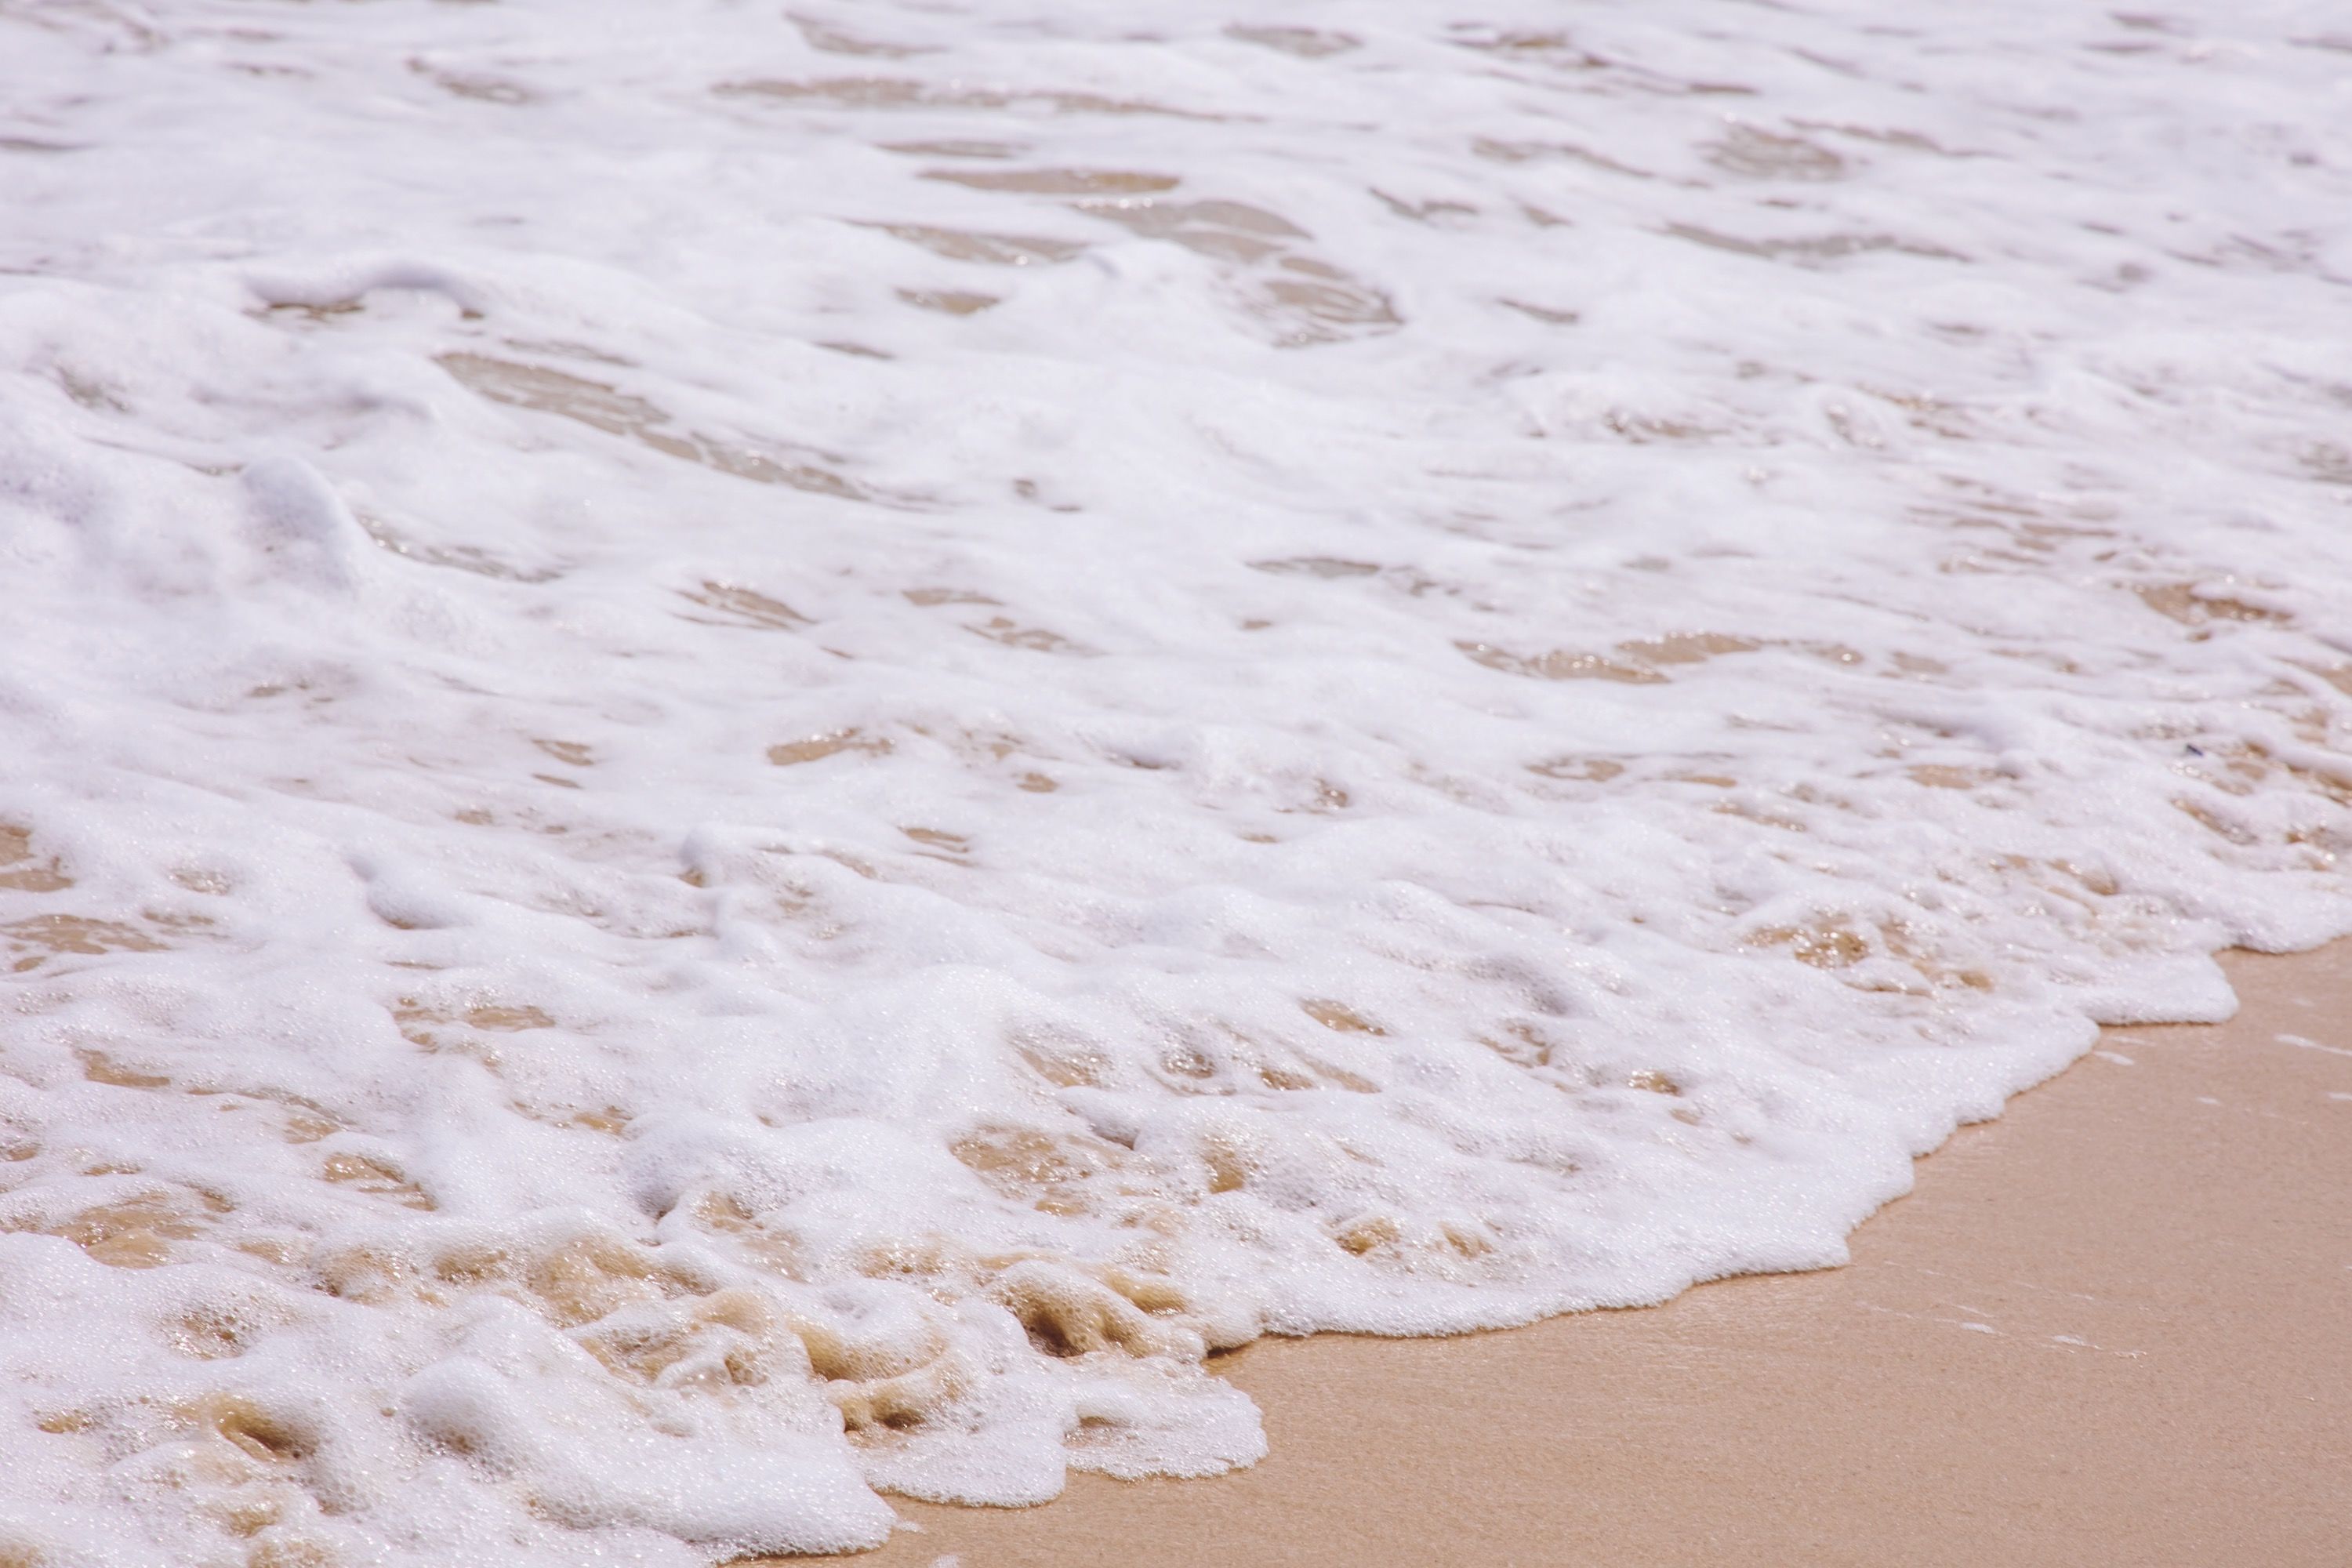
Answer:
(2, 2, 2349, 1561)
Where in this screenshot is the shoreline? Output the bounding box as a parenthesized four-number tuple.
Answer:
(840, 939, 2352, 1567)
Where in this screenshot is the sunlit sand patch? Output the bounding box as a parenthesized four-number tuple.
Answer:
(965, 615, 1092, 654)
(849, 1235, 965, 1286)
(576, 1286, 804, 1399)
(0, 826, 71, 892)
(143, 1081, 345, 1149)
(4, 913, 166, 971)
(1245, 554, 1454, 601)
(1226, 24, 1359, 57)
(434, 1229, 703, 1330)
(392, 999, 557, 1050)
(899, 826, 971, 864)
(437, 353, 864, 498)
(1623, 632, 1762, 666)
(20, 1186, 230, 1269)
(678, 579, 811, 630)
(895, 288, 1000, 316)
(1907, 764, 2005, 790)
(953, 1127, 1130, 1218)
(1151, 1033, 1222, 1092)
(1300, 999, 1385, 1036)
(686, 1192, 802, 1274)
(902, 585, 1000, 607)
(1747, 919, 1870, 970)
(1527, 757, 1628, 783)
(1332, 1213, 1400, 1256)
(75, 1046, 172, 1090)
(1745, 916, 1995, 995)
(1463, 630, 1798, 684)
(1217, 1022, 1378, 1094)
(1704, 123, 1850, 180)
(1458, 641, 1663, 684)
(1008, 1025, 1110, 1089)
(788, 1302, 998, 1439)
(924, 166, 1179, 196)
(1661, 222, 1965, 263)
(552, 1103, 626, 1138)
(89, 1390, 347, 1560)
(1876, 923, 1996, 993)
(766, 728, 890, 766)
(2132, 581, 2292, 629)
(321, 1152, 435, 1211)
(1329, 1209, 1507, 1278)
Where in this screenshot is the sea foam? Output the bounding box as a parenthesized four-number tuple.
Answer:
(1, 1, 2348, 1562)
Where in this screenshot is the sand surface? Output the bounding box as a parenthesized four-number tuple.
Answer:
(844, 941, 2352, 1567)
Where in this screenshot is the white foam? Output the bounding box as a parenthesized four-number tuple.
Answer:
(2, 0, 2348, 1560)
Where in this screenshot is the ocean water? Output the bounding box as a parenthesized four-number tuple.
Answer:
(2, 1, 2349, 1561)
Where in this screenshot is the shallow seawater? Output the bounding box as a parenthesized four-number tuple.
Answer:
(1, 2, 2348, 1563)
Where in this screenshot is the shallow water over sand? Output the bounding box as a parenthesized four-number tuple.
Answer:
(1, 2, 2349, 1562)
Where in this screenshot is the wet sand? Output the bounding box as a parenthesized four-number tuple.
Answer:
(843, 940, 2352, 1568)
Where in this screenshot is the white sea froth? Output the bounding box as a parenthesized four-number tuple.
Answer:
(2, 2, 2349, 1561)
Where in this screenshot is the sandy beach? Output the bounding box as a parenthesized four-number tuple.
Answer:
(851, 939, 2352, 1568)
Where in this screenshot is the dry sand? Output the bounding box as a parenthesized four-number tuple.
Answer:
(829, 941, 2352, 1568)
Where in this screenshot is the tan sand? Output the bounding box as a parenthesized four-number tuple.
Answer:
(836, 941, 2352, 1568)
